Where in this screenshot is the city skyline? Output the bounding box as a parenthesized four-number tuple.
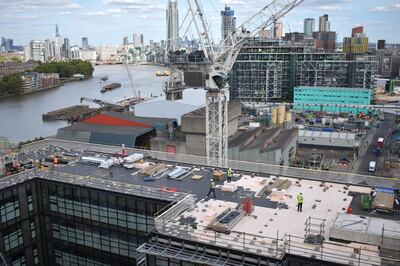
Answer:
(0, 0, 400, 47)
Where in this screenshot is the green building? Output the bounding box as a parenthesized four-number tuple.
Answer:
(294, 86, 372, 114)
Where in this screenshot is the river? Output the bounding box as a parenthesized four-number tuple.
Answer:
(0, 64, 170, 142)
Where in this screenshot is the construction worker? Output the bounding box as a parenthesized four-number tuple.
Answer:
(227, 168, 233, 182)
(297, 192, 303, 212)
(206, 179, 216, 199)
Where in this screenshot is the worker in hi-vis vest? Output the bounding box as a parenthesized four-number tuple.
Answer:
(297, 192, 303, 212)
(227, 168, 233, 182)
(206, 179, 216, 199)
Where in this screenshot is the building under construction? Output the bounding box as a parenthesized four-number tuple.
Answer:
(229, 38, 378, 104)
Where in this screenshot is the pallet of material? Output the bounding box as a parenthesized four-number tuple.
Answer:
(212, 171, 225, 181)
(372, 192, 395, 212)
(138, 163, 168, 176)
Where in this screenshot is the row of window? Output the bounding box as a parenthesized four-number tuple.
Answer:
(0, 201, 20, 223)
(49, 196, 155, 233)
(52, 223, 138, 258)
(54, 249, 108, 266)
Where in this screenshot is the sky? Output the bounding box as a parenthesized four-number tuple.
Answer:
(0, 0, 400, 47)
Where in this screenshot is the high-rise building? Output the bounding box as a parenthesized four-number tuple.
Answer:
(123, 36, 129, 46)
(140, 34, 144, 47)
(313, 31, 336, 51)
(54, 25, 64, 60)
(166, 0, 179, 52)
(133, 33, 141, 48)
(24, 45, 31, 61)
(62, 38, 70, 59)
(221, 5, 236, 43)
(377, 40, 386, 50)
(82, 37, 89, 50)
(319, 14, 330, 32)
(29, 40, 45, 62)
(303, 18, 315, 36)
(44, 39, 51, 62)
(343, 26, 368, 54)
(1, 37, 13, 52)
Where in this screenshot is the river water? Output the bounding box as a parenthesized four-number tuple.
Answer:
(0, 64, 170, 142)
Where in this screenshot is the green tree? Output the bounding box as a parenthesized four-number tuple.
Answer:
(34, 60, 94, 79)
(0, 73, 22, 96)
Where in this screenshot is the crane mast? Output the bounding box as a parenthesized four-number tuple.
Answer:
(168, 0, 304, 167)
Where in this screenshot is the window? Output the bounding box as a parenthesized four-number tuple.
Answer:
(30, 221, 36, 239)
(0, 200, 20, 223)
(4, 229, 23, 251)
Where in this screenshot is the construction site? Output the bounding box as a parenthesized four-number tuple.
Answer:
(0, 139, 398, 266)
(229, 39, 378, 103)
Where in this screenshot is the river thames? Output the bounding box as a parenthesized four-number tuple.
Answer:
(0, 64, 170, 142)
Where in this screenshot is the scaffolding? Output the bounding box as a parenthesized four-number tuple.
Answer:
(229, 38, 378, 105)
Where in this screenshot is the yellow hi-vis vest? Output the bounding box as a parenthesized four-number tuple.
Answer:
(227, 168, 233, 176)
(297, 194, 303, 204)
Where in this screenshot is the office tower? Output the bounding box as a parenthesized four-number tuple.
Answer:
(133, 33, 141, 47)
(140, 34, 144, 47)
(319, 14, 330, 32)
(2, 38, 13, 52)
(24, 45, 31, 61)
(44, 39, 52, 62)
(343, 26, 368, 54)
(82, 37, 89, 50)
(29, 40, 45, 62)
(123, 36, 129, 46)
(62, 38, 70, 59)
(377, 40, 386, 50)
(166, 0, 179, 52)
(54, 25, 64, 60)
(304, 18, 315, 36)
(221, 5, 236, 43)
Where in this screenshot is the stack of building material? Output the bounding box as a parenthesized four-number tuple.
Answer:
(220, 181, 238, 192)
(212, 171, 225, 181)
(139, 163, 168, 176)
(207, 208, 245, 234)
(257, 178, 292, 196)
(373, 192, 395, 213)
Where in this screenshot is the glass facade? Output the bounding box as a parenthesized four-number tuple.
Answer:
(294, 86, 372, 114)
(0, 179, 171, 266)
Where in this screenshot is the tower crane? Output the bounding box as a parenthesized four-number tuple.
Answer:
(167, 0, 304, 167)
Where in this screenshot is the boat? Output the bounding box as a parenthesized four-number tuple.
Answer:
(101, 83, 121, 93)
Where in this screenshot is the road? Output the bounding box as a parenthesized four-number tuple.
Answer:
(352, 113, 396, 176)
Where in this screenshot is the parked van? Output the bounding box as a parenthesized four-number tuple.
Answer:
(368, 161, 376, 173)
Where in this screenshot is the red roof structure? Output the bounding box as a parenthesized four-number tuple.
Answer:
(83, 114, 153, 128)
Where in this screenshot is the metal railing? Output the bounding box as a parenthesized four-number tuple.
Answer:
(0, 169, 188, 202)
(22, 138, 400, 189)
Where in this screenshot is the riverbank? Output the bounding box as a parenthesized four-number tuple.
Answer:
(0, 83, 63, 101)
(0, 64, 168, 142)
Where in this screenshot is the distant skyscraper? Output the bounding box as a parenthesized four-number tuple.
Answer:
(82, 37, 89, 50)
(304, 18, 315, 36)
(140, 34, 144, 47)
(55, 24, 60, 37)
(24, 45, 31, 61)
(54, 25, 64, 59)
(44, 39, 52, 62)
(1, 37, 14, 52)
(133, 33, 141, 47)
(343, 26, 368, 54)
(166, 0, 179, 52)
(62, 38, 70, 58)
(123, 36, 129, 46)
(29, 40, 45, 62)
(221, 5, 236, 43)
(319, 14, 330, 32)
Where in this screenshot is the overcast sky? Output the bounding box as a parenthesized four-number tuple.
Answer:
(1, 0, 400, 47)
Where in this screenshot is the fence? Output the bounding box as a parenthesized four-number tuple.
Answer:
(22, 138, 400, 188)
